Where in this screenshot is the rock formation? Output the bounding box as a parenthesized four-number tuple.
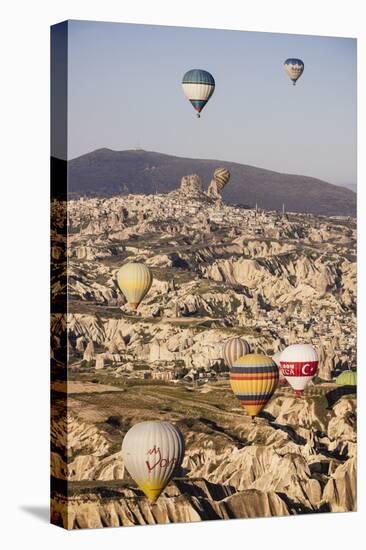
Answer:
(51, 172, 357, 527)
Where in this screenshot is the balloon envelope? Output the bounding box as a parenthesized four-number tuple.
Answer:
(280, 344, 318, 395)
(182, 69, 215, 117)
(214, 168, 230, 191)
(336, 371, 357, 386)
(230, 353, 279, 418)
(284, 58, 304, 85)
(223, 337, 250, 368)
(122, 421, 184, 502)
(116, 262, 152, 309)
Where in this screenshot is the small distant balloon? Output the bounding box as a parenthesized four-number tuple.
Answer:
(223, 337, 250, 368)
(122, 421, 185, 502)
(214, 168, 231, 191)
(182, 69, 215, 118)
(230, 353, 279, 418)
(280, 344, 318, 396)
(284, 58, 304, 85)
(336, 370, 357, 386)
(116, 262, 152, 310)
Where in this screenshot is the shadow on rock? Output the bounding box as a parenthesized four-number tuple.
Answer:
(198, 417, 248, 449)
(325, 386, 356, 409)
(260, 412, 307, 445)
(276, 493, 330, 515)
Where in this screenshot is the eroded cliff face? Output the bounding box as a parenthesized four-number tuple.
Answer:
(53, 306, 353, 383)
(51, 182, 356, 528)
(52, 485, 291, 529)
(322, 458, 356, 512)
(203, 254, 354, 309)
(51, 388, 356, 528)
(51, 186, 356, 385)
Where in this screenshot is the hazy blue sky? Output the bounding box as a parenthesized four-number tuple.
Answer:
(67, 20, 357, 186)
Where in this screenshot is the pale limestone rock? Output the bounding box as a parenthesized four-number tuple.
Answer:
(95, 355, 105, 370)
(83, 341, 95, 362)
(322, 458, 356, 512)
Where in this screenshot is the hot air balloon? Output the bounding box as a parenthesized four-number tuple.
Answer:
(272, 351, 286, 385)
(284, 58, 304, 85)
(213, 168, 230, 191)
(182, 69, 215, 118)
(223, 337, 250, 368)
(280, 344, 318, 396)
(230, 354, 279, 418)
(116, 262, 152, 310)
(122, 421, 185, 502)
(336, 370, 357, 386)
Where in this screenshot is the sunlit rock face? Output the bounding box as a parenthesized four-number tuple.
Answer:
(207, 179, 223, 204)
(322, 458, 356, 512)
(180, 174, 204, 197)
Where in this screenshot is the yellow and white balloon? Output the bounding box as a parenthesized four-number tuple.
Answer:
(122, 421, 185, 502)
(116, 262, 152, 309)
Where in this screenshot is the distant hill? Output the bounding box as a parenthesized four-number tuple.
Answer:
(340, 183, 357, 194)
(60, 148, 356, 216)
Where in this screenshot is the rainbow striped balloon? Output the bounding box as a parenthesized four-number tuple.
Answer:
(213, 168, 230, 191)
(223, 337, 251, 368)
(116, 262, 153, 310)
(230, 354, 279, 418)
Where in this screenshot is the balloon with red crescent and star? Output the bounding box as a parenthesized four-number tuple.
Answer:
(280, 344, 319, 396)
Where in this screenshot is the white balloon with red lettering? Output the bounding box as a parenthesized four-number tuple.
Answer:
(272, 351, 286, 385)
(122, 421, 184, 502)
(280, 344, 319, 396)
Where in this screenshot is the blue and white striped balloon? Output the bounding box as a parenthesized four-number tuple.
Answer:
(182, 69, 215, 118)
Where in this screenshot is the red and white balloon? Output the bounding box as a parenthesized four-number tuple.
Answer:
(280, 344, 319, 396)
